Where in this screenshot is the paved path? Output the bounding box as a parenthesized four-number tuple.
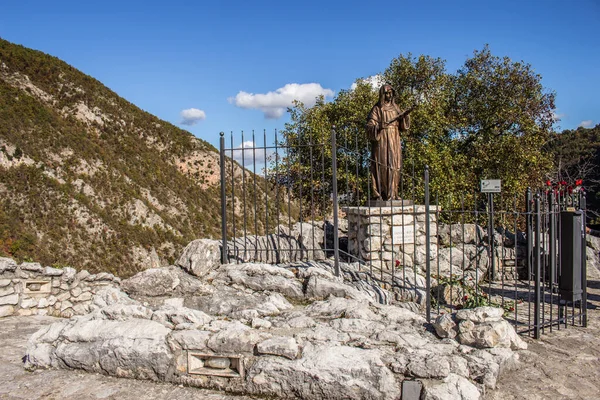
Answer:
(0, 315, 254, 400)
(486, 274, 600, 400)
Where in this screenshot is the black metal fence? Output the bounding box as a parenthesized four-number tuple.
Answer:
(219, 128, 589, 339)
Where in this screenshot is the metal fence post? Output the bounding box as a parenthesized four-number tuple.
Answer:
(424, 166, 431, 323)
(526, 188, 533, 278)
(581, 191, 587, 327)
(219, 132, 228, 264)
(549, 192, 556, 285)
(331, 127, 340, 277)
(488, 192, 495, 280)
(534, 193, 541, 339)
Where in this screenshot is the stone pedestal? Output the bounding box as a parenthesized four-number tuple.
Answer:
(344, 204, 439, 272)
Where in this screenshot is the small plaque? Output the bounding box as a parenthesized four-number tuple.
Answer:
(187, 352, 244, 379)
(481, 179, 501, 193)
(566, 207, 576, 212)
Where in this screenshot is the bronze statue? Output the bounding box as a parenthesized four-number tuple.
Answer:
(366, 84, 415, 201)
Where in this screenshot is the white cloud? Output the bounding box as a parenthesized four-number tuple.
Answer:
(231, 140, 274, 168)
(579, 120, 593, 128)
(351, 75, 384, 91)
(180, 108, 206, 125)
(229, 83, 334, 119)
(551, 111, 566, 122)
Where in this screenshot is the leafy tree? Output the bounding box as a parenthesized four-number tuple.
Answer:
(277, 46, 557, 217)
(546, 124, 600, 220)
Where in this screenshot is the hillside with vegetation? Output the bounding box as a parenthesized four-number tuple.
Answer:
(0, 38, 282, 276)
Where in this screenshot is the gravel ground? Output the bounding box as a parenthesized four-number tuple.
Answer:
(486, 275, 600, 400)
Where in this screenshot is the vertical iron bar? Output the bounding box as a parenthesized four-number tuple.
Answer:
(425, 166, 431, 323)
(488, 192, 495, 281)
(549, 191, 556, 331)
(252, 130, 258, 259)
(331, 127, 340, 277)
(526, 188, 533, 278)
(230, 132, 237, 262)
(241, 131, 248, 261)
(534, 194, 541, 339)
(581, 191, 588, 327)
(219, 132, 228, 264)
(263, 129, 270, 262)
(275, 129, 281, 263)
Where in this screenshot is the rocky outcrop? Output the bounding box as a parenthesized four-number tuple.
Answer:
(23, 257, 525, 399)
(433, 307, 527, 351)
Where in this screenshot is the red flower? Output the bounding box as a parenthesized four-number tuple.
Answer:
(546, 180, 552, 186)
(395, 260, 400, 267)
(462, 295, 469, 301)
(560, 180, 568, 186)
(568, 186, 573, 194)
(575, 179, 583, 187)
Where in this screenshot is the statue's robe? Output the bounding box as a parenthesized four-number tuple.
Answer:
(366, 102, 410, 201)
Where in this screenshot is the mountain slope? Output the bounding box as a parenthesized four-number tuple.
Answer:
(0, 38, 253, 276)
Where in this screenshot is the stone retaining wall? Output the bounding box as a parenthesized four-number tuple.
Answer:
(0, 257, 120, 318)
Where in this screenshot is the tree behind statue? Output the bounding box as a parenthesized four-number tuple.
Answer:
(276, 46, 556, 218)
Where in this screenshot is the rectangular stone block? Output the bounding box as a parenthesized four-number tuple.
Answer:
(391, 214, 415, 225)
(363, 236, 383, 252)
(0, 305, 15, 317)
(0, 285, 15, 297)
(0, 293, 18, 306)
(402, 380, 423, 400)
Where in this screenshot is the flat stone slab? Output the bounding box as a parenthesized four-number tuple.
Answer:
(0, 316, 254, 400)
(367, 199, 414, 207)
(344, 205, 440, 216)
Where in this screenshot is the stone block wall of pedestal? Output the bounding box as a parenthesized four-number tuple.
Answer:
(344, 205, 439, 273)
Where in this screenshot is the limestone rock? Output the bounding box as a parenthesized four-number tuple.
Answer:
(458, 319, 527, 350)
(0, 285, 15, 297)
(0, 305, 14, 317)
(91, 287, 137, 310)
(438, 224, 484, 247)
(152, 306, 212, 329)
(224, 263, 304, 299)
(257, 336, 299, 359)
(121, 267, 180, 297)
(100, 304, 154, 321)
(26, 318, 173, 380)
(170, 330, 211, 350)
(422, 373, 481, 400)
(61, 267, 77, 282)
(433, 313, 458, 339)
(0, 294, 18, 306)
(456, 307, 504, 323)
(304, 275, 372, 302)
(207, 321, 265, 353)
(176, 239, 222, 278)
(193, 289, 292, 318)
(43, 266, 64, 276)
(20, 262, 43, 272)
(248, 343, 400, 400)
(0, 257, 17, 273)
(251, 318, 272, 329)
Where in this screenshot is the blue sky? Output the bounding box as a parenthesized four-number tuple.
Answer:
(1, 0, 598, 150)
